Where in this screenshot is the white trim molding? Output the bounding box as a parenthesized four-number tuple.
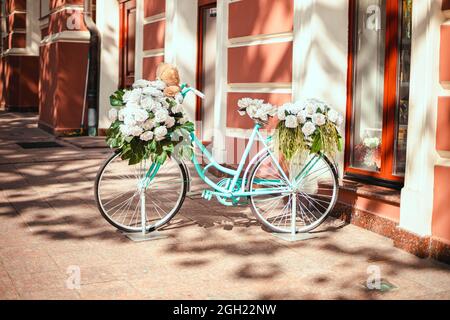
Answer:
(292, 0, 348, 178)
(135, 0, 144, 79)
(26, 0, 40, 56)
(97, 0, 120, 130)
(40, 31, 90, 45)
(142, 48, 164, 58)
(212, 0, 229, 163)
(228, 31, 293, 48)
(164, 0, 198, 129)
(228, 82, 292, 94)
(143, 13, 165, 25)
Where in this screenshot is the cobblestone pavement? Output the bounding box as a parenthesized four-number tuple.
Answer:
(0, 112, 449, 300)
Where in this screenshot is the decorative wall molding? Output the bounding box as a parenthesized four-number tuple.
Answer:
(50, 4, 84, 15)
(1, 48, 36, 56)
(143, 12, 165, 25)
(40, 30, 90, 45)
(228, 31, 293, 48)
(142, 48, 164, 58)
(228, 82, 292, 94)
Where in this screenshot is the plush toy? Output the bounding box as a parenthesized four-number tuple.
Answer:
(156, 62, 181, 97)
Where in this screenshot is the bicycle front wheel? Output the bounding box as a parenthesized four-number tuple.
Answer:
(248, 151, 338, 233)
(94, 153, 188, 233)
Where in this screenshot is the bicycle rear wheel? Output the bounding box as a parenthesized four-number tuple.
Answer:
(94, 153, 188, 233)
(248, 151, 338, 233)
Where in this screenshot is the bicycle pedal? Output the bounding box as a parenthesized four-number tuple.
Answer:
(201, 190, 213, 201)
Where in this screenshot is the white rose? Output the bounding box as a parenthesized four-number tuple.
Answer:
(141, 97, 161, 111)
(312, 113, 326, 126)
(297, 110, 307, 124)
(285, 115, 298, 128)
(132, 79, 152, 88)
(255, 108, 268, 121)
(133, 108, 149, 123)
(305, 102, 317, 116)
(154, 108, 169, 123)
(142, 119, 155, 130)
(277, 106, 286, 120)
(108, 108, 118, 122)
(142, 86, 164, 98)
(165, 116, 176, 128)
(151, 80, 167, 90)
(327, 109, 339, 123)
(246, 104, 258, 118)
(262, 103, 276, 116)
(237, 98, 253, 110)
(171, 103, 183, 114)
(123, 89, 142, 103)
(302, 121, 316, 137)
(119, 124, 132, 136)
(285, 103, 302, 115)
(124, 115, 137, 127)
(154, 126, 168, 141)
(159, 98, 170, 109)
(140, 131, 154, 141)
(175, 93, 184, 104)
(129, 126, 144, 137)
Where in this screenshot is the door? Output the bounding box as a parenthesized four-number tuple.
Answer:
(196, 2, 217, 143)
(119, 0, 136, 88)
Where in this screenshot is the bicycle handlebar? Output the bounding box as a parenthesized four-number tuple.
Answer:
(180, 83, 205, 99)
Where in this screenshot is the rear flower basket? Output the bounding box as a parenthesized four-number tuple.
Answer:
(275, 98, 344, 160)
(236, 97, 344, 161)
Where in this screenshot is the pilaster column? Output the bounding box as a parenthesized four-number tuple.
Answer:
(399, 0, 443, 236)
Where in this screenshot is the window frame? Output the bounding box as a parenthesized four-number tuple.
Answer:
(345, 0, 405, 184)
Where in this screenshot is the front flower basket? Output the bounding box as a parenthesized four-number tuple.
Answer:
(106, 63, 195, 165)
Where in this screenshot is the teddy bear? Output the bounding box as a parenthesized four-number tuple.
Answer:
(156, 62, 181, 97)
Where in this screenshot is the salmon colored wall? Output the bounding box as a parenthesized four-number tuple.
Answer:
(2, 56, 39, 110)
(432, 166, 450, 244)
(436, 97, 450, 151)
(1, 1, 39, 111)
(141, 0, 165, 81)
(228, 0, 293, 38)
(228, 42, 293, 84)
(227, 92, 291, 129)
(143, 20, 165, 51)
(440, 24, 450, 86)
(39, 42, 89, 132)
(225, 0, 294, 163)
(142, 56, 164, 80)
(144, 0, 165, 18)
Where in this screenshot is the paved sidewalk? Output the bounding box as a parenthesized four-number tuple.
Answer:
(0, 112, 449, 300)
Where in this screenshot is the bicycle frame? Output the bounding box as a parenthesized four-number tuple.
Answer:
(189, 123, 293, 200)
(141, 85, 325, 206)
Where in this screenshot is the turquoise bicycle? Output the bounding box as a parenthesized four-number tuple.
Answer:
(95, 87, 339, 235)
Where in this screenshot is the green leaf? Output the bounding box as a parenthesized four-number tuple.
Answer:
(311, 134, 322, 154)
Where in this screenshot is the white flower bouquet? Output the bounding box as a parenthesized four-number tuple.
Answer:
(276, 98, 343, 160)
(106, 64, 194, 165)
(237, 98, 277, 125)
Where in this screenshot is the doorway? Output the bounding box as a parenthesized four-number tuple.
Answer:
(119, 0, 136, 88)
(196, 2, 217, 143)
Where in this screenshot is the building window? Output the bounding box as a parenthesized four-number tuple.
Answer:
(346, 0, 412, 184)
